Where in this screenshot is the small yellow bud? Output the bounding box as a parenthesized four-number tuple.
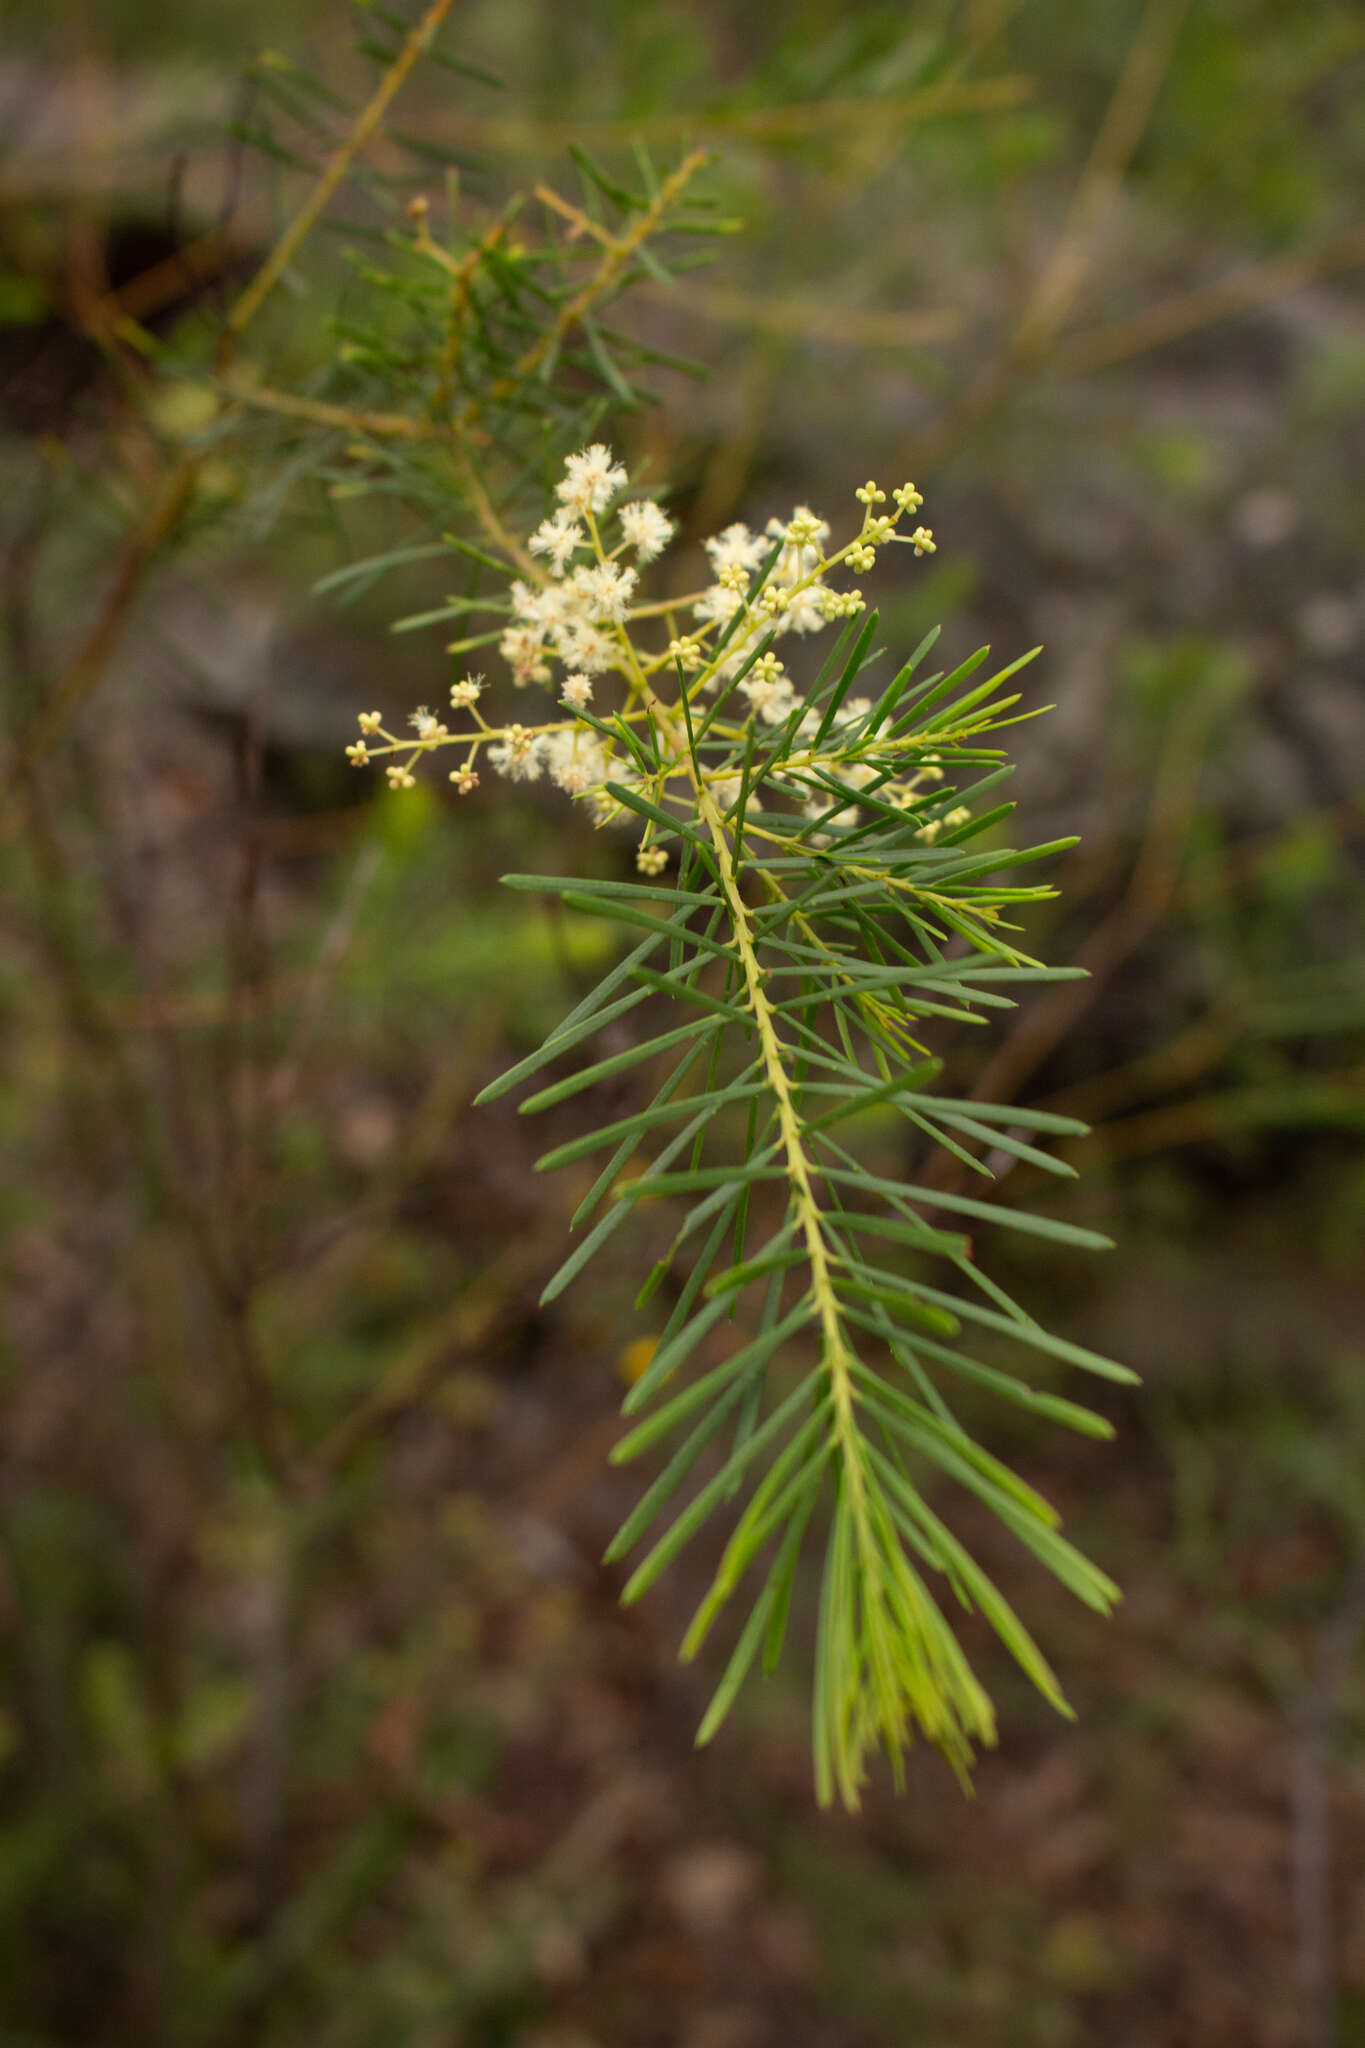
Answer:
(618, 1335, 657, 1386)
(667, 638, 703, 672)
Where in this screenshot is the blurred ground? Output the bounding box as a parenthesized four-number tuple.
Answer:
(1, 3, 1364, 2044)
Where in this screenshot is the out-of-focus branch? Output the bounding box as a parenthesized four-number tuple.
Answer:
(908, 0, 1194, 472)
(220, 374, 443, 441)
(0, 461, 197, 826)
(1053, 223, 1365, 377)
(2, 0, 459, 810)
(221, 0, 459, 346)
(418, 74, 1034, 151)
(453, 147, 708, 432)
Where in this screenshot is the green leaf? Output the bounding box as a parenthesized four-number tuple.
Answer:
(519, 1015, 720, 1113)
(534, 1078, 765, 1175)
(623, 1299, 812, 1417)
(620, 1376, 822, 1605)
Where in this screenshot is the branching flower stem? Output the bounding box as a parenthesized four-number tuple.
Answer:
(362, 442, 1129, 1806)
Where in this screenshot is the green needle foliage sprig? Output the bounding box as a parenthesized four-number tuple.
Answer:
(349, 451, 1135, 1808)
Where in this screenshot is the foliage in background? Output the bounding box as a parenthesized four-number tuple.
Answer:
(0, 0, 1363, 2040)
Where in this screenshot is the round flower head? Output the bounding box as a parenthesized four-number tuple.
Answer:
(572, 560, 637, 625)
(528, 507, 585, 574)
(545, 729, 607, 798)
(619, 499, 673, 563)
(704, 522, 768, 578)
(488, 724, 546, 783)
(556, 443, 628, 517)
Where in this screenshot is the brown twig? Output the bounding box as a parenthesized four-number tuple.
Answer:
(427, 217, 508, 420)
(1, 461, 197, 823)
(1053, 223, 1365, 378)
(220, 374, 442, 442)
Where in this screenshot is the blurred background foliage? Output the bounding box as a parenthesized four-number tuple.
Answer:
(1, 0, 1363, 2042)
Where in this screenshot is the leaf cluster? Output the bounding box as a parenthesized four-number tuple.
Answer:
(222, 40, 719, 572)
(481, 612, 1134, 1807)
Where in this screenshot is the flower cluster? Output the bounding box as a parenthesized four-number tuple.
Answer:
(347, 449, 961, 859)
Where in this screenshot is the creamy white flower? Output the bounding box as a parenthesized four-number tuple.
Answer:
(766, 506, 828, 587)
(703, 522, 768, 577)
(636, 843, 669, 875)
(527, 507, 585, 573)
(545, 729, 607, 797)
(499, 624, 551, 688)
(449, 674, 484, 709)
(537, 586, 596, 642)
(778, 584, 828, 636)
(571, 559, 637, 625)
(619, 499, 673, 563)
(740, 669, 796, 725)
(556, 442, 628, 517)
(408, 707, 448, 741)
(511, 579, 588, 635)
(488, 724, 546, 782)
(557, 620, 617, 675)
(561, 672, 593, 711)
(693, 583, 744, 628)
